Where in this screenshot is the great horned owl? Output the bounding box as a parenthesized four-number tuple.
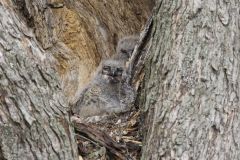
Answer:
(72, 59, 134, 118)
(113, 35, 139, 63)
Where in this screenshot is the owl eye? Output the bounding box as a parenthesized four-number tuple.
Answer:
(116, 68, 123, 76)
(103, 65, 110, 70)
(121, 49, 128, 54)
(102, 66, 111, 75)
(117, 68, 123, 72)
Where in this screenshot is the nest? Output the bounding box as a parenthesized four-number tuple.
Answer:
(72, 110, 142, 160)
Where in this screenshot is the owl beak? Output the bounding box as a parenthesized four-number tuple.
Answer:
(107, 76, 119, 83)
(112, 69, 118, 77)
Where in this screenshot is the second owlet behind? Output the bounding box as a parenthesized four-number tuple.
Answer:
(113, 35, 139, 64)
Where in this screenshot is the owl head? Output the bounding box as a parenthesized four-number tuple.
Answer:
(101, 59, 125, 84)
(116, 35, 139, 60)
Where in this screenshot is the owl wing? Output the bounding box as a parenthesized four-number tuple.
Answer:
(72, 84, 102, 115)
(120, 83, 135, 109)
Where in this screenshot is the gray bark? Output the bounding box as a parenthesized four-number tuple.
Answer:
(141, 0, 240, 159)
(0, 1, 77, 160)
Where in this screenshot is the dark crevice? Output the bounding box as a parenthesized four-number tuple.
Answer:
(12, 0, 35, 27)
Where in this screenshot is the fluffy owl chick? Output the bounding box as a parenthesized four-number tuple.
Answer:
(114, 35, 139, 63)
(72, 59, 134, 118)
(95, 59, 125, 84)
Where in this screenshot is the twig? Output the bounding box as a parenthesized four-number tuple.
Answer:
(127, 16, 153, 85)
(73, 121, 127, 159)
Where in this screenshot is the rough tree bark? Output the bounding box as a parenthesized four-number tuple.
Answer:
(0, 1, 77, 159)
(141, 0, 240, 159)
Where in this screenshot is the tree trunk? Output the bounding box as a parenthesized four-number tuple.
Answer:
(0, 1, 77, 159)
(141, 0, 240, 159)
